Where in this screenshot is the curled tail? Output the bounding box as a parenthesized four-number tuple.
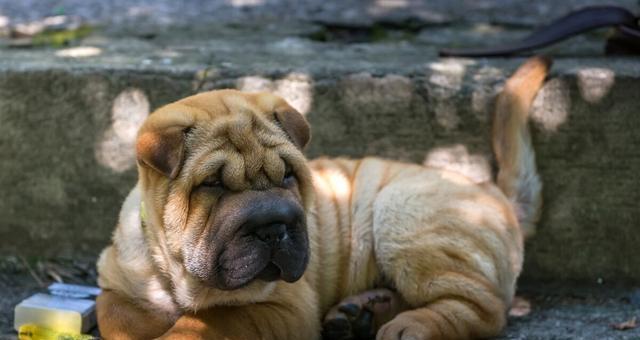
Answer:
(493, 56, 551, 238)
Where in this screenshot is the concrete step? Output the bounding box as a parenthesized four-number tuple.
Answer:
(0, 21, 639, 284)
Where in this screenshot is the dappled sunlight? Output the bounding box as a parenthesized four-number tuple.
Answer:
(577, 68, 615, 104)
(471, 23, 505, 35)
(237, 76, 271, 92)
(126, 6, 155, 18)
(55, 46, 102, 58)
(471, 66, 504, 121)
(13, 15, 70, 36)
(236, 73, 313, 114)
(429, 59, 471, 85)
(436, 170, 478, 186)
(367, 0, 409, 17)
(312, 169, 352, 200)
(424, 144, 492, 183)
(228, 0, 265, 6)
(531, 78, 570, 133)
(157, 49, 183, 59)
(372, 0, 410, 10)
(367, 0, 447, 23)
(144, 276, 177, 310)
(427, 59, 475, 130)
(95, 88, 150, 172)
(446, 193, 513, 238)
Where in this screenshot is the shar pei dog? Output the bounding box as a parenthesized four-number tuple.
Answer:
(96, 56, 550, 339)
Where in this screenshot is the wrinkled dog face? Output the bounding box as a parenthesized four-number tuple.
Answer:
(136, 90, 313, 291)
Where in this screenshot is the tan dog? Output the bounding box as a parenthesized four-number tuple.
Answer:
(96, 56, 550, 339)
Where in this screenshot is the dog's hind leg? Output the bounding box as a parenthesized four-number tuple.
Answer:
(370, 172, 522, 339)
(374, 272, 508, 340)
(372, 218, 515, 340)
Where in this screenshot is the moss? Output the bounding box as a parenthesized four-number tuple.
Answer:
(31, 25, 94, 47)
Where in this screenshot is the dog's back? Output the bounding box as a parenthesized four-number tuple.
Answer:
(312, 56, 551, 339)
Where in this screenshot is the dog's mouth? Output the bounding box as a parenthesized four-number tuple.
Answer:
(256, 257, 306, 283)
(257, 262, 282, 281)
(213, 232, 310, 290)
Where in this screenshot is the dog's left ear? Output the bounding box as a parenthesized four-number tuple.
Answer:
(274, 110, 310, 149)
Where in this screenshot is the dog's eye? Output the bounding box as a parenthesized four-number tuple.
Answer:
(283, 165, 295, 181)
(201, 177, 224, 188)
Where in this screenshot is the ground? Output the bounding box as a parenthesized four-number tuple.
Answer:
(1, 259, 639, 339)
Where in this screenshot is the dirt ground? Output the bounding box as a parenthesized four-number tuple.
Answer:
(1, 259, 639, 340)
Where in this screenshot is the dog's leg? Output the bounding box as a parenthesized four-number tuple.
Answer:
(375, 272, 508, 340)
(371, 188, 521, 339)
(322, 288, 409, 340)
(158, 280, 320, 340)
(96, 290, 176, 340)
(372, 224, 516, 340)
(372, 217, 517, 340)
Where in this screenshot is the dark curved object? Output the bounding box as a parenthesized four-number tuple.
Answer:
(439, 6, 640, 57)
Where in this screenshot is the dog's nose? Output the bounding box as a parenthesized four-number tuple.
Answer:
(255, 223, 288, 244)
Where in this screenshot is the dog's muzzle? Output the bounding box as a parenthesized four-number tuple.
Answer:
(241, 198, 308, 284)
(191, 189, 309, 291)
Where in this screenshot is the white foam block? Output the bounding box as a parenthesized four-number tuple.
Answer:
(48, 283, 101, 299)
(14, 293, 96, 334)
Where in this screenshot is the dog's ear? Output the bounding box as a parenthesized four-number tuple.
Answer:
(274, 110, 310, 149)
(136, 126, 189, 179)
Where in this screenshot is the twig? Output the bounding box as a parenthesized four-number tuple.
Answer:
(18, 256, 45, 287)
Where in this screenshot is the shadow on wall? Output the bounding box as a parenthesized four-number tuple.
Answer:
(95, 88, 150, 173)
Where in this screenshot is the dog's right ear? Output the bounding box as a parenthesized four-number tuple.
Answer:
(274, 109, 310, 150)
(136, 126, 189, 179)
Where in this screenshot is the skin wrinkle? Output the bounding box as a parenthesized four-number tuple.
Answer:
(343, 160, 359, 285)
(177, 108, 309, 290)
(425, 271, 502, 306)
(430, 307, 457, 337)
(318, 162, 350, 297)
(194, 204, 219, 278)
(329, 172, 346, 276)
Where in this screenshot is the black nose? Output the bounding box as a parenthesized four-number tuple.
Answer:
(255, 223, 288, 244)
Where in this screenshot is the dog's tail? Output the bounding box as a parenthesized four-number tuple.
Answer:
(493, 56, 551, 238)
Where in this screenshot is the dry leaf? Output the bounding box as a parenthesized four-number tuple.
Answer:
(611, 317, 637, 331)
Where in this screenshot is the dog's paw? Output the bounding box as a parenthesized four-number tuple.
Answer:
(376, 313, 434, 340)
(322, 288, 406, 340)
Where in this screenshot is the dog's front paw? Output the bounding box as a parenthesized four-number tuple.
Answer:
(322, 288, 406, 340)
(322, 302, 374, 340)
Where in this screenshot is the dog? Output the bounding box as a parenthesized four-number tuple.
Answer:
(96, 56, 550, 339)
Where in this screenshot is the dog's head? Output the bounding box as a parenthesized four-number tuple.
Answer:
(135, 90, 313, 292)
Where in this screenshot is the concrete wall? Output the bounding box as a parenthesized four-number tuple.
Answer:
(1, 58, 639, 282)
